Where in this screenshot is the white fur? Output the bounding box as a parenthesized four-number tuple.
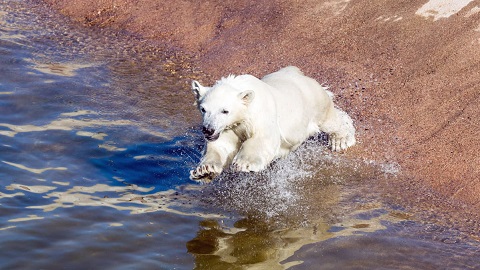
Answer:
(190, 66, 356, 181)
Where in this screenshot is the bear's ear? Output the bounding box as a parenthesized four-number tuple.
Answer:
(238, 90, 255, 105)
(192, 80, 208, 100)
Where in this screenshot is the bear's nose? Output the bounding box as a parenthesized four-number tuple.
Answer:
(202, 126, 215, 137)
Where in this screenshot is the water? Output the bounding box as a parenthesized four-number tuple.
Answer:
(1, 1, 479, 269)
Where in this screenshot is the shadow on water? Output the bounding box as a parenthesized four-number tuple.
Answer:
(91, 133, 201, 190)
(0, 0, 479, 269)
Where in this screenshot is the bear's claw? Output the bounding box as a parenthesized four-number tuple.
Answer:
(329, 134, 355, 152)
(190, 164, 221, 181)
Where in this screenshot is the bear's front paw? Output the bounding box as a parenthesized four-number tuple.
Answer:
(329, 133, 356, 152)
(232, 156, 266, 173)
(190, 163, 222, 182)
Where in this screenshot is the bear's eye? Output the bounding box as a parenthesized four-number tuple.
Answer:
(200, 107, 206, 113)
(221, 109, 229, 114)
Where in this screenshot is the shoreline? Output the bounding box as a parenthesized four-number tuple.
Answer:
(40, 0, 480, 224)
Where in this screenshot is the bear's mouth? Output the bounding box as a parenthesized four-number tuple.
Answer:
(205, 133, 220, 141)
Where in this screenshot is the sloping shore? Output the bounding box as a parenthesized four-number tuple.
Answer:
(41, 0, 480, 216)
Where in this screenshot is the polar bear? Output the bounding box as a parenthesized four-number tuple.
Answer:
(190, 66, 355, 181)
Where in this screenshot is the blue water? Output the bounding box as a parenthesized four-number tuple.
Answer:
(1, 1, 479, 269)
(0, 1, 207, 268)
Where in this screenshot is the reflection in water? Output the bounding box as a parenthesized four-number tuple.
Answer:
(0, 2, 207, 268)
(186, 144, 480, 269)
(3, 160, 67, 174)
(186, 140, 413, 269)
(187, 207, 407, 270)
(1, 1, 480, 269)
(8, 214, 44, 222)
(26, 58, 97, 77)
(0, 110, 170, 139)
(5, 179, 221, 217)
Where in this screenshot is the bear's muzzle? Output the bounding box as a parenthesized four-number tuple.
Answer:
(202, 126, 219, 141)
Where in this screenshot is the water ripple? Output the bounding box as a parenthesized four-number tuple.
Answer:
(0, 1, 479, 269)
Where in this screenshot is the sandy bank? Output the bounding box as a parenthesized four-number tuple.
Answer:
(41, 0, 480, 216)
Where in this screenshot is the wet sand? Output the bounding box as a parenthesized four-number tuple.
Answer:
(40, 0, 480, 224)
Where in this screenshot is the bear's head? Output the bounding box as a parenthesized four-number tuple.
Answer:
(192, 79, 254, 141)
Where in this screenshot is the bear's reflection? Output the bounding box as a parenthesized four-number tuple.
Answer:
(187, 217, 331, 270)
(186, 139, 387, 269)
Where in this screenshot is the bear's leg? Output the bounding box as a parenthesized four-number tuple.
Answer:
(190, 130, 240, 181)
(320, 108, 356, 152)
(232, 137, 277, 172)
